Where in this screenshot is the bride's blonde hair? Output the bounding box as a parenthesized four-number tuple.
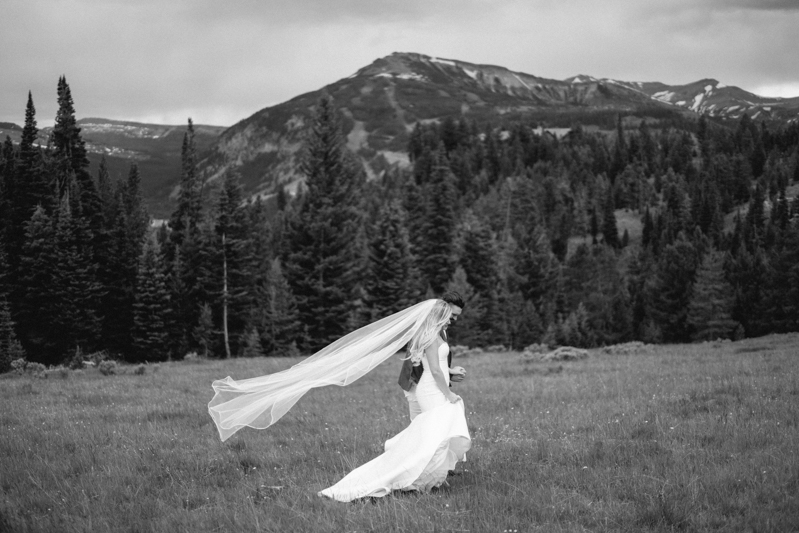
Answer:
(406, 300, 452, 364)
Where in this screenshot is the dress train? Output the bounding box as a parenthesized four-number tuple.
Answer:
(319, 343, 470, 502)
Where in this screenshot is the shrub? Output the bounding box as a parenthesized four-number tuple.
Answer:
(11, 358, 27, 375)
(68, 347, 84, 370)
(485, 344, 508, 353)
(67, 347, 107, 369)
(1, 338, 25, 374)
(601, 341, 654, 355)
(133, 365, 146, 375)
(47, 366, 70, 379)
(98, 360, 117, 376)
(86, 350, 108, 365)
(522, 346, 589, 362)
(522, 343, 549, 355)
(25, 362, 47, 379)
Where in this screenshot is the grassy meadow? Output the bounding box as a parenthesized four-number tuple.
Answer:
(1, 335, 798, 532)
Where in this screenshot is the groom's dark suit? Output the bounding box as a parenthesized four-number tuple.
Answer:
(397, 331, 452, 391)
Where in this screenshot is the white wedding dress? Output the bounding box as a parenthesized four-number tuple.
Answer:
(319, 342, 471, 502)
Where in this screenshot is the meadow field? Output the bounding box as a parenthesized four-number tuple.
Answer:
(1, 335, 798, 532)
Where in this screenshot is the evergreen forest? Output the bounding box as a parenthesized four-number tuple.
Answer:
(2, 78, 799, 369)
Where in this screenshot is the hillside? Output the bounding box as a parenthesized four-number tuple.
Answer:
(0, 119, 225, 218)
(3, 52, 798, 216)
(198, 52, 799, 202)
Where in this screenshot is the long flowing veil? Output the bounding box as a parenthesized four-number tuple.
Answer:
(208, 299, 439, 441)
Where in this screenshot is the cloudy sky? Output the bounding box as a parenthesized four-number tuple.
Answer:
(2, 0, 798, 128)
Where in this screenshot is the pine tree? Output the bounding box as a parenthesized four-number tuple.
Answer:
(168, 119, 202, 248)
(0, 297, 25, 373)
(761, 225, 799, 333)
(283, 97, 365, 351)
(545, 302, 594, 348)
(638, 119, 657, 175)
(514, 298, 544, 348)
(602, 187, 619, 248)
(609, 115, 627, 182)
(16, 207, 56, 361)
(49, 77, 101, 229)
(97, 164, 149, 358)
(687, 249, 739, 341)
(132, 237, 170, 361)
(241, 327, 264, 358)
(0, 244, 24, 372)
(627, 248, 656, 339)
(215, 171, 252, 357)
(259, 258, 300, 356)
(745, 183, 766, 237)
(123, 163, 149, 244)
(18, 197, 102, 364)
(10, 93, 50, 265)
(444, 267, 481, 347)
(97, 156, 115, 225)
(417, 145, 458, 292)
(168, 178, 217, 360)
(461, 216, 497, 295)
(0, 138, 15, 248)
(48, 197, 103, 362)
(194, 303, 215, 357)
(647, 235, 698, 343)
(191, 219, 223, 347)
(515, 225, 559, 316)
(366, 201, 419, 318)
(165, 245, 191, 357)
(162, 120, 205, 354)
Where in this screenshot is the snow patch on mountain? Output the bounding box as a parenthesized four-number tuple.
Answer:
(82, 122, 162, 139)
(691, 93, 705, 112)
(653, 90, 676, 102)
(431, 57, 456, 67)
(513, 74, 531, 90)
(375, 72, 426, 82)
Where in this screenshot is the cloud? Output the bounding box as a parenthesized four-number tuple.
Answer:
(1, 0, 797, 127)
(728, 0, 799, 10)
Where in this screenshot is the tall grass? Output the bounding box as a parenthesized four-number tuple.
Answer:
(1, 334, 797, 532)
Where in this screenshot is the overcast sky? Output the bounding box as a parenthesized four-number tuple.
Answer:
(2, 0, 798, 128)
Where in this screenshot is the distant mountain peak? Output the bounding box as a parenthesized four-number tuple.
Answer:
(354, 51, 564, 91)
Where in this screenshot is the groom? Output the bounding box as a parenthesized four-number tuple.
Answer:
(398, 291, 466, 421)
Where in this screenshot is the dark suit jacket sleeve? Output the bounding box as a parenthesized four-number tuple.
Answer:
(398, 357, 413, 391)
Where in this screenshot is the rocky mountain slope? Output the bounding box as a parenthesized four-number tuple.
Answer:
(0, 119, 225, 217)
(199, 52, 799, 201)
(605, 77, 799, 122)
(4, 52, 797, 215)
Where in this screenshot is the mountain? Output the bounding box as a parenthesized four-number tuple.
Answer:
(199, 52, 799, 201)
(0, 118, 226, 218)
(3, 52, 798, 215)
(605, 78, 799, 122)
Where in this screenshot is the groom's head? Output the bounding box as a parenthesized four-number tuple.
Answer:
(441, 291, 465, 326)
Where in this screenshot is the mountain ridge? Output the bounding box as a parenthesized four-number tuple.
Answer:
(0, 118, 225, 217)
(3, 52, 798, 216)
(197, 52, 799, 202)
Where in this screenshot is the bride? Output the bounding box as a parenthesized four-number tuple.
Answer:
(208, 299, 471, 502)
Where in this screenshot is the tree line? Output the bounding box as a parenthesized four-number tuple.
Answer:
(2, 79, 799, 370)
